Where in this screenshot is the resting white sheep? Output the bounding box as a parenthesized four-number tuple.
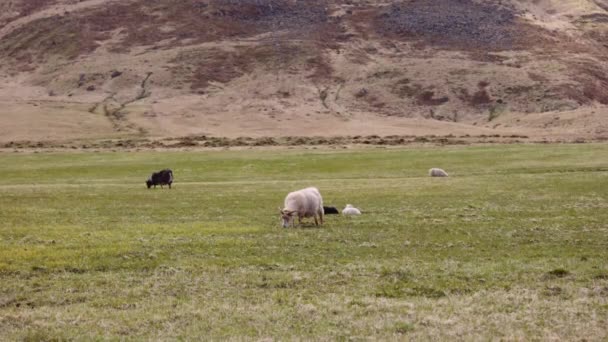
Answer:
(429, 168, 449, 177)
(342, 204, 361, 216)
(280, 187, 324, 228)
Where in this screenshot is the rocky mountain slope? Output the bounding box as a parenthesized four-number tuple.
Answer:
(0, 0, 607, 143)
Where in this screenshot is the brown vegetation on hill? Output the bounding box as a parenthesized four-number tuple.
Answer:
(0, 0, 607, 143)
(373, 0, 533, 50)
(0, 0, 56, 28)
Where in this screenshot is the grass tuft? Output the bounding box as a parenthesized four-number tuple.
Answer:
(547, 268, 570, 278)
(395, 322, 415, 334)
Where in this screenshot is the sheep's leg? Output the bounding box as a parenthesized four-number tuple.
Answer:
(169, 183, 172, 189)
(319, 209, 324, 225)
(314, 215, 319, 226)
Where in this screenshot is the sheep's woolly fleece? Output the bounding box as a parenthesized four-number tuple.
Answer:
(342, 204, 362, 216)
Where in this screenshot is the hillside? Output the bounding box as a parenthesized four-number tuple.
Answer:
(1, 0, 607, 143)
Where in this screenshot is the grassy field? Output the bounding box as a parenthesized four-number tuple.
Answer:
(0, 144, 607, 340)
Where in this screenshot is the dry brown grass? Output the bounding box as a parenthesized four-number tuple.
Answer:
(1, 0, 608, 142)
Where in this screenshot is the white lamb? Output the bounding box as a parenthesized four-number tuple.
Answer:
(429, 168, 449, 177)
(280, 187, 324, 228)
(342, 204, 361, 216)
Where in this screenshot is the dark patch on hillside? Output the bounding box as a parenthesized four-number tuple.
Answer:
(570, 60, 608, 105)
(171, 48, 258, 90)
(417, 91, 449, 106)
(0, 0, 56, 28)
(209, 0, 330, 30)
(391, 79, 449, 106)
(577, 13, 608, 24)
(459, 82, 493, 106)
(0, 0, 343, 63)
(0, 15, 109, 62)
(594, 0, 608, 12)
(373, 0, 546, 51)
(116, 0, 339, 49)
(171, 42, 333, 90)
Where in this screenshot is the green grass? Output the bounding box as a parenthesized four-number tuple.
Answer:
(0, 144, 607, 340)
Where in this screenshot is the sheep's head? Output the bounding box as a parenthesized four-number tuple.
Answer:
(146, 178, 153, 189)
(279, 208, 296, 228)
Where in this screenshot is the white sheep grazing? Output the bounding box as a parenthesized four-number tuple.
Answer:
(429, 168, 449, 177)
(280, 187, 324, 228)
(342, 204, 361, 216)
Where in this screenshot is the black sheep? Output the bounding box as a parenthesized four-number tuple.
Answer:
(323, 206, 339, 214)
(146, 169, 173, 189)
